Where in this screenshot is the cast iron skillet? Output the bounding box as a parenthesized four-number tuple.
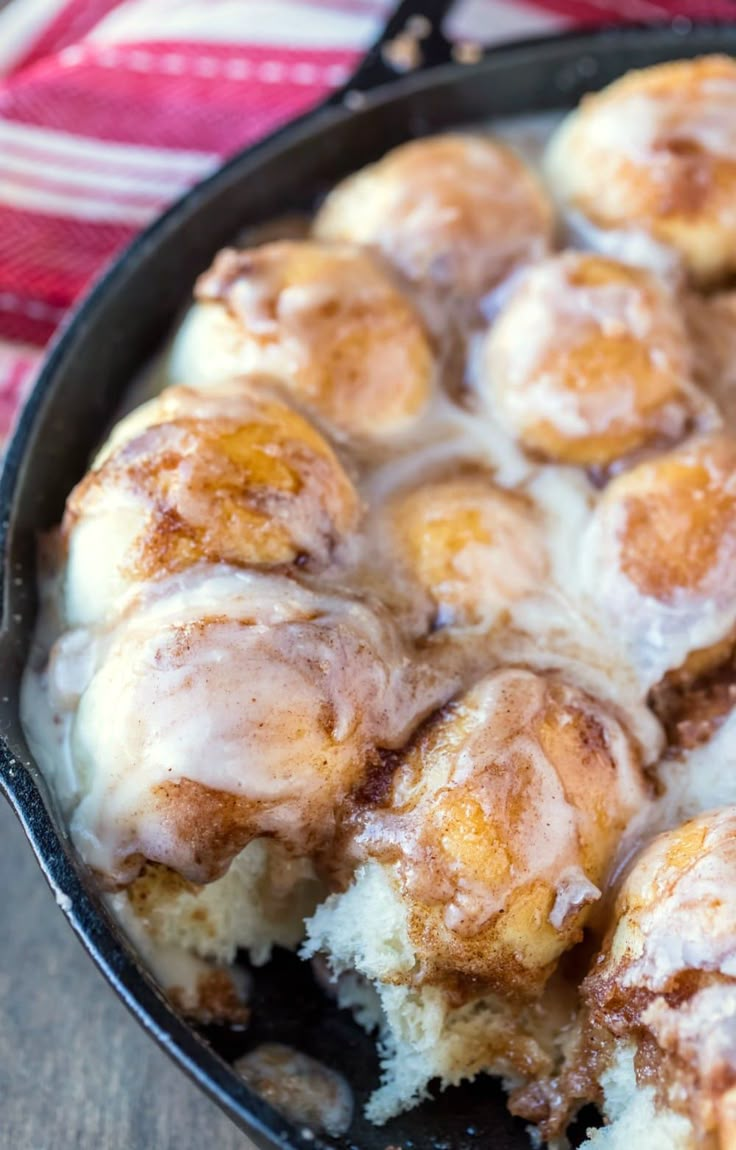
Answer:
(3, 6, 736, 1148)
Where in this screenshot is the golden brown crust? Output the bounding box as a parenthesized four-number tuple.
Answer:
(63, 386, 360, 584)
(545, 811, 736, 1144)
(65, 568, 455, 885)
(546, 56, 736, 285)
(609, 435, 736, 602)
(340, 669, 648, 1000)
(313, 133, 554, 305)
(385, 472, 547, 626)
(483, 252, 702, 466)
(195, 241, 434, 438)
(585, 58, 736, 223)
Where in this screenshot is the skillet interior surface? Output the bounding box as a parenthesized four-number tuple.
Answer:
(3, 22, 736, 1150)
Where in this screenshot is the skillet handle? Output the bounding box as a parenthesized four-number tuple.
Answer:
(329, 0, 456, 102)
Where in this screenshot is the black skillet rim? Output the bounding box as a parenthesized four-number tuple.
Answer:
(3, 20, 736, 1150)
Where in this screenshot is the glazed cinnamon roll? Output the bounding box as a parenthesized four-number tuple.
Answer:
(304, 668, 648, 1120)
(62, 384, 360, 626)
(554, 809, 736, 1150)
(384, 471, 547, 627)
(582, 434, 736, 687)
(169, 240, 435, 440)
(481, 252, 709, 466)
(313, 134, 554, 309)
(546, 56, 736, 285)
(54, 569, 449, 885)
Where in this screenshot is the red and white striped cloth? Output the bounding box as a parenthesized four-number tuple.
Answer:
(1, 0, 734, 447)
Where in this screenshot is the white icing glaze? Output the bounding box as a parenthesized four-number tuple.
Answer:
(166, 301, 244, 391)
(188, 241, 436, 441)
(643, 983, 736, 1090)
(656, 710, 736, 827)
(354, 669, 648, 943)
(565, 210, 683, 282)
(62, 384, 360, 628)
(312, 132, 555, 304)
(686, 291, 736, 432)
(580, 444, 736, 692)
(580, 85, 736, 167)
(46, 567, 453, 881)
(609, 809, 736, 990)
(482, 253, 696, 445)
(544, 58, 736, 285)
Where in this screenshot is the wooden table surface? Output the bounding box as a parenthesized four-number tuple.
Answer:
(0, 796, 255, 1150)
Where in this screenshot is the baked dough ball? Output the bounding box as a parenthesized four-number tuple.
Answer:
(304, 862, 578, 1124)
(304, 669, 646, 1119)
(577, 809, 736, 1150)
(582, 435, 736, 686)
(587, 808, 736, 1001)
(172, 240, 434, 440)
(546, 56, 736, 286)
(62, 385, 360, 627)
(482, 252, 705, 466)
(313, 134, 554, 307)
(333, 668, 647, 998)
(53, 569, 448, 884)
(386, 472, 547, 626)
